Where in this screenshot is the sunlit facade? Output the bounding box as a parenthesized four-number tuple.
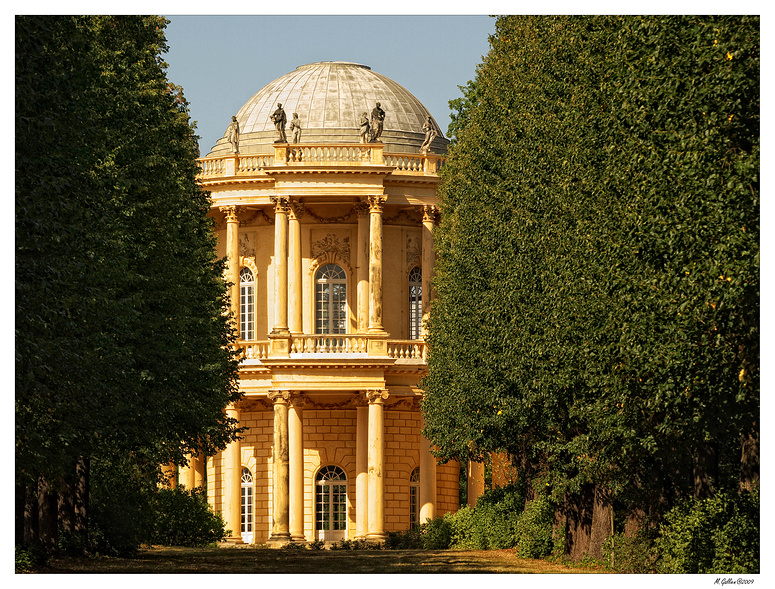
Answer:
(175, 62, 477, 544)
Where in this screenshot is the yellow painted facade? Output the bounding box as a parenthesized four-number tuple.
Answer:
(177, 62, 474, 545)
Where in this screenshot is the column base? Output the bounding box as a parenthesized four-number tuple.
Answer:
(365, 532, 386, 543)
(266, 532, 293, 548)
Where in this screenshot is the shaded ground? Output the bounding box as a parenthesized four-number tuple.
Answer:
(38, 546, 608, 574)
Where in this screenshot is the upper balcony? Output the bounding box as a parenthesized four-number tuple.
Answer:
(235, 335, 426, 365)
(198, 143, 445, 180)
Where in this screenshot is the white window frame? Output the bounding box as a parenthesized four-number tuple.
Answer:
(410, 466, 420, 529)
(315, 264, 347, 335)
(409, 267, 422, 340)
(240, 467, 254, 544)
(315, 465, 347, 541)
(240, 267, 255, 341)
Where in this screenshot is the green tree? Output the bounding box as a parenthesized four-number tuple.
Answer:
(423, 15, 758, 559)
(16, 15, 241, 553)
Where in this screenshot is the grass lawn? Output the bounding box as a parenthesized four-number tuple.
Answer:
(36, 546, 610, 574)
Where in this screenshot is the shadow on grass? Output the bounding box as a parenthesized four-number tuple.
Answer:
(39, 546, 605, 574)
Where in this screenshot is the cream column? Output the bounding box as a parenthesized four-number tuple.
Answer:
(193, 454, 204, 489)
(354, 394, 369, 539)
(366, 389, 389, 541)
(419, 423, 437, 523)
(271, 197, 290, 335)
(421, 205, 437, 338)
(179, 456, 195, 489)
(223, 403, 243, 542)
(288, 201, 304, 335)
(467, 460, 486, 508)
(356, 202, 370, 333)
(288, 393, 305, 542)
(367, 196, 386, 333)
(221, 206, 241, 328)
(268, 390, 291, 544)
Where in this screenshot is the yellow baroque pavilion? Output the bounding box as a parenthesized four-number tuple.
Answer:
(173, 62, 488, 545)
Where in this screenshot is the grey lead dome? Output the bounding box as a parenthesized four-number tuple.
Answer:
(207, 62, 448, 156)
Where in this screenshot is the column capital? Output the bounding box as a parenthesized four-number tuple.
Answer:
(355, 199, 370, 217)
(289, 392, 308, 408)
(422, 204, 439, 225)
(367, 195, 387, 213)
(268, 389, 292, 404)
(288, 199, 306, 221)
(366, 389, 390, 404)
(220, 205, 241, 223)
(271, 196, 290, 214)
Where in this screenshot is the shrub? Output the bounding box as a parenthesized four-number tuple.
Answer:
(422, 514, 454, 549)
(385, 527, 422, 549)
(15, 543, 46, 573)
(602, 532, 658, 573)
(150, 487, 227, 547)
(514, 495, 556, 558)
(656, 487, 759, 574)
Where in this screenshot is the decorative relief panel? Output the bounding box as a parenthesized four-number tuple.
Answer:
(310, 231, 351, 267)
(239, 231, 256, 259)
(406, 235, 421, 269)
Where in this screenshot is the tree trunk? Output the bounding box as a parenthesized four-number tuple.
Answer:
(74, 457, 90, 545)
(564, 484, 595, 561)
(740, 432, 759, 492)
(588, 485, 613, 559)
(693, 442, 718, 499)
(37, 477, 58, 552)
(23, 483, 38, 544)
(624, 506, 647, 538)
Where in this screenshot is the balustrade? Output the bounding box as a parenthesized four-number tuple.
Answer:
(232, 337, 425, 362)
(197, 146, 444, 179)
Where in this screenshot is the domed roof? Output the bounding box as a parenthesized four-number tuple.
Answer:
(207, 62, 448, 156)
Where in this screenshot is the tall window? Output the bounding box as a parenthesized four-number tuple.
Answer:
(409, 267, 422, 340)
(315, 264, 347, 334)
(410, 466, 420, 529)
(315, 465, 347, 541)
(240, 467, 254, 544)
(240, 267, 255, 341)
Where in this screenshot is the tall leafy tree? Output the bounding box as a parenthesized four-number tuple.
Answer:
(16, 15, 240, 551)
(422, 15, 758, 555)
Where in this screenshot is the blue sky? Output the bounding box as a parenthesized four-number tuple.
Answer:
(162, 15, 496, 155)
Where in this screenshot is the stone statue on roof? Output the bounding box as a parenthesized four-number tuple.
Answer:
(370, 102, 385, 142)
(227, 115, 239, 153)
(359, 112, 371, 143)
(290, 113, 302, 143)
(271, 103, 287, 143)
(420, 116, 437, 153)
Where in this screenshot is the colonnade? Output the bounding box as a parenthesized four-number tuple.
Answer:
(220, 197, 437, 344)
(217, 196, 439, 544)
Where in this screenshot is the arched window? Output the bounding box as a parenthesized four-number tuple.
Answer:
(315, 264, 347, 335)
(240, 267, 255, 341)
(410, 466, 420, 529)
(409, 267, 422, 340)
(315, 465, 347, 541)
(240, 467, 254, 544)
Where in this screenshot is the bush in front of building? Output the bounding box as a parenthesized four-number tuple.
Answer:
(150, 487, 227, 547)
